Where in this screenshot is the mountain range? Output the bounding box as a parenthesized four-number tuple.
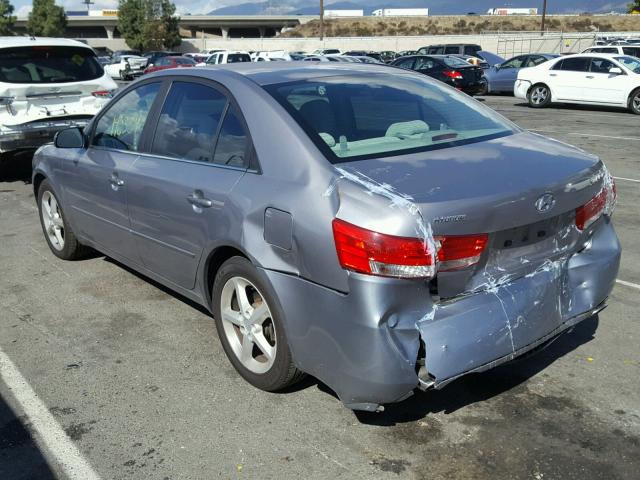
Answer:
(208, 1, 631, 15)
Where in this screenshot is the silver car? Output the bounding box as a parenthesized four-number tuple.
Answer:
(32, 64, 621, 411)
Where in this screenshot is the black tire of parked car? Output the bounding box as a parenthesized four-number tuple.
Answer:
(37, 179, 89, 260)
(528, 83, 552, 108)
(629, 88, 640, 115)
(212, 256, 305, 391)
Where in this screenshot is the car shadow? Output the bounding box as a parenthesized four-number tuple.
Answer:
(0, 393, 56, 479)
(99, 254, 599, 422)
(0, 151, 33, 183)
(355, 315, 599, 426)
(514, 102, 629, 114)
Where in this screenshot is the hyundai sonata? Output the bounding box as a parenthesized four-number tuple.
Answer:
(32, 64, 620, 411)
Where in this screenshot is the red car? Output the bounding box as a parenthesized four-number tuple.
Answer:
(143, 56, 196, 74)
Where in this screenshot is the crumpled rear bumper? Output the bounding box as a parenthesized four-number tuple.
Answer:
(261, 219, 620, 411)
(0, 118, 91, 154)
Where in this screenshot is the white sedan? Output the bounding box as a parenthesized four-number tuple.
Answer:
(103, 54, 148, 81)
(515, 53, 640, 114)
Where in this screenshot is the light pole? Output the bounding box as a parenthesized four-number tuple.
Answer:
(319, 0, 324, 42)
(541, 0, 548, 35)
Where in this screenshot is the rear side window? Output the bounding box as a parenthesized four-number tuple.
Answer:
(151, 82, 227, 163)
(591, 48, 618, 54)
(553, 57, 590, 71)
(0, 46, 103, 84)
(92, 83, 161, 151)
(444, 46, 459, 54)
(623, 47, 640, 57)
(464, 45, 481, 55)
(227, 54, 251, 63)
(212, 107, 250, 167)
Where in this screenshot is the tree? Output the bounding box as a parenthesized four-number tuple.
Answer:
(27, 0, 67, 37)
(118, 0, 181, 52)
(0, 0, 16, 35)
(629, 1, 640, 13)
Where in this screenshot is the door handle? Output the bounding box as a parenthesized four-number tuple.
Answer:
(586, 75, 595, 79)
(109, 173, 124, 188)
(549, 73, 557, 77)
(187, 192, 213, 209)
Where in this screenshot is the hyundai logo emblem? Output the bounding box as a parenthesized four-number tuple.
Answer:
(535, 193, 556, 213)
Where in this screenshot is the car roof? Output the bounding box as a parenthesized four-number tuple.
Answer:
(560, 53, 625, 59)
(0, 36, 93, 50)
(144, 62, 405, 86)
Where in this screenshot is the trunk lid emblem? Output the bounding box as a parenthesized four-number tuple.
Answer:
(535, 193, 556, 213)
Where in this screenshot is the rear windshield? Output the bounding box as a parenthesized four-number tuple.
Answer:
(175, 57, 196, 65)
(0, 46, 103, 84)
(442, 56, 472, 67)
(227, 54, 251, 63)
(265, 73, 517, 163)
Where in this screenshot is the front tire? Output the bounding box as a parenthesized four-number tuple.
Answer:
(37, 179, 87, 260)
(629, 88, 640, 115)
(528, 83, 551, 108)
(212, 256, 304, 391)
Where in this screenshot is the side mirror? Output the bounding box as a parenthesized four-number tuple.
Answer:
(54, 127, 85, 149)
(609, 67, 623, 75)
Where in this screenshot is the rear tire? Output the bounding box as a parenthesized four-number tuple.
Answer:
(212, 256, 305, 392)
(528, 83, 551, 108)
(37, 179, 88, 260)
(629, 88, 640, 115)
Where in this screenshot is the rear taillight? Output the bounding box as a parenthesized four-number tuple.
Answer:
(436, 234, 489, 271)
(575, 183, 613, 231)
(92, 90, 114, 98)
(332, 219, 435, 279)
(332, 219, 489, 279)
(443, 70, 463, 80)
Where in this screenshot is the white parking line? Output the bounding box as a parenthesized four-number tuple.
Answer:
(0, 349, 100, 480)
(529, 129, 640, 142)
(616, 279, 640, 291)
(613, 176, 640, 184)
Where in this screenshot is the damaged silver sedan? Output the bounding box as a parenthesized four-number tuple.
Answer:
(32, 64, 621, 411)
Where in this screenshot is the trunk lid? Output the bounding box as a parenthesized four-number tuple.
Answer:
(459, 65, 483, 83)
(342, 131, 606, 297)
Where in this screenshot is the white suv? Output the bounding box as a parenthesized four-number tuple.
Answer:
(583, 45, 640, 59)
(0, 37, 117, 157)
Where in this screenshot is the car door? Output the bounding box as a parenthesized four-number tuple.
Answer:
(548, 57, 591, 101)
(491, 55, 527, 92)
(59, 81, 162, 262)
(126, 79, 250, 290)
(584, 57, 629, 104)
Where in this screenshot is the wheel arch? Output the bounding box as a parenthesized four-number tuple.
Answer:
(202, 244, 250, 309)
(32, 171, 47, 198)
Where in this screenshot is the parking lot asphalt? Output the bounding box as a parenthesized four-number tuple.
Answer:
(0, 96, 639, 480)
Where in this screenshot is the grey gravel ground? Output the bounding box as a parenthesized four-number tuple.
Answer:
(0, 95, 639, 480)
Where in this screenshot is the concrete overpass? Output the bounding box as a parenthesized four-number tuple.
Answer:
(13, 15, 315, 41)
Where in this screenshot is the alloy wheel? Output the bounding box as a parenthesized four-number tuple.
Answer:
(220, 276, 277, 374)
(41, 191, 65, 251)
(530, 86, 548, 105)
(633, 92, 640, 113)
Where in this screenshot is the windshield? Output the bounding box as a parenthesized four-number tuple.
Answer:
(265, 73, 518, 163)
(615, 56, 640, 73)
(0, 46, 103, 84)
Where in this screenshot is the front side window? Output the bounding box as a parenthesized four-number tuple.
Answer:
(444, 46, 459, 54)
(151, 82, 227, 162)
(501, 56, 526, 69)
(0, 46, 103, 84)
(265, 74, 517, 163)
(590, 58, 617, 74)
(92, 83, 161, 151)
(526, 55, 549, 67)
(623, 47, 640, 57)
(414, 57, 436, 70)
(394, 57, 416, 69)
